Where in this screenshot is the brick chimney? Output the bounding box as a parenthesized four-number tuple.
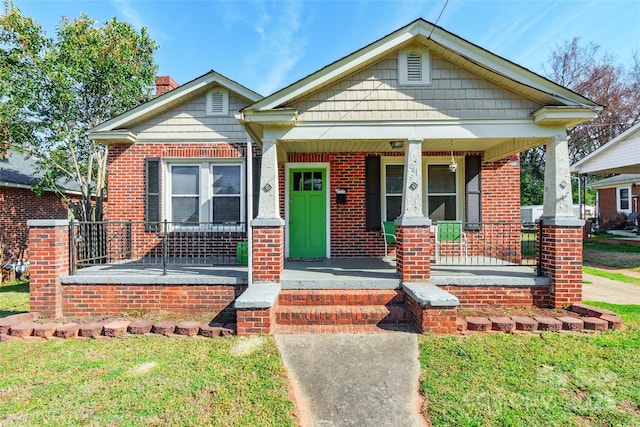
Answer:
(155, 76, 179, 96)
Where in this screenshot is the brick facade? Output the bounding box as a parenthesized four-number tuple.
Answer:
(61, 284, 242, 317)
(540, 225, 583, 307)
(0, 187, 68, 262)
(252, 225, 284, 283)
(237, 306, 277, 335)
(395, 224, 432, 282)
(28, 221, 70, 318)
(597, 187, 618, 223)
(440, 285, 550, 307)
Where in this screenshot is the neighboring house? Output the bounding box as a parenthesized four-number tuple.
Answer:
(589, 175, 640, 225)
(29, 19, 599, 334)
(572, 122, 640, 224)
(0, 150, 75, 264)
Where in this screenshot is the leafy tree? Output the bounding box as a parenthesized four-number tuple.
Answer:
(521, 38, 640, 205)
(0, 1, 158, 220)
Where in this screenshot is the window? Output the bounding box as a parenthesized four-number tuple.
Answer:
(398, 48, 431, 86)
(381, 157, 463, 222)
(618, 186, 631, 212)
(206, 88, 229, 116)
(166, 161, 244, 227)
(427, 165, 457, 221)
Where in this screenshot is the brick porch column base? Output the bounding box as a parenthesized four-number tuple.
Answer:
(27, 220, 70, 318)
(540, 223, 583, 308)
(235, 283, 280, 336)
(404, 283, 459, 334)
(396, 220, 431, 282)
(251, 222, 284, 284)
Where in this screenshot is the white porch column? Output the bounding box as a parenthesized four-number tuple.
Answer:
(540, 134, 583, 226)
(254, 138, 283, 224)
(398, 139, 430, 225)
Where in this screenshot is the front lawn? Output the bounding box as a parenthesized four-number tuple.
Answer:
(419, 304, 640, 426)
(0, 336, 297, 426)
(0, 280, 29, 317)
(583, 240, 640, 269)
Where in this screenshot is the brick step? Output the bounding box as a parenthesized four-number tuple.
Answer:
(275, 305, 412, 326)
(278, 289, 405, 306)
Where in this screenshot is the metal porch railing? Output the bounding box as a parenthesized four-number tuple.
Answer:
(433, 221, 539, 269)
(70, 221, 248, 275)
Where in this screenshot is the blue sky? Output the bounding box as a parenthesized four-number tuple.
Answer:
(8, 0, 640, 96)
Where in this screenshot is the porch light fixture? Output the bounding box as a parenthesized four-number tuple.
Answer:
(449, 142, 457, 173)
(389, 140, 404, 150)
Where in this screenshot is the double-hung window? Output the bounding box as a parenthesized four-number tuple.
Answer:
(381, 156, 462, 222)
(618, 186, 631, 212)
(166, 161, 244, 228)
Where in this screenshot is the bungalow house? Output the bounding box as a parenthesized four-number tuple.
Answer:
(27, 19, 599, 334)
(1, 150, 76, 278)
(572, 122, 640, 225)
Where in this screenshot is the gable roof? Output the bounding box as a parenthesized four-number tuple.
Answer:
(589, 174, 640, 189)
(0, 151, 80, 194)
(88, 70, 262, 142)
(243, 18, 600, 114)
(571, 122, 640, 175)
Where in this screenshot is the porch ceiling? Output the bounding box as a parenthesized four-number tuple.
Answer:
(277, 137, 547, 162)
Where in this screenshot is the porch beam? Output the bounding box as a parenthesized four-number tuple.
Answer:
(483, 137, 551, 163)
(272, 120, 566, 142)
(540, 134, 583, 226)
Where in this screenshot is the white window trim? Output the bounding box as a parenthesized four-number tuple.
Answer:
(205, 88, 229, 116)
(381, 156, 464, 221)
(617, 185, 631, 213)
(398, 48, 431, 86)
(163, 159, 245, 231)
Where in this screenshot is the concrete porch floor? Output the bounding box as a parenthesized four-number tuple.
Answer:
(63, 257, 549, 288)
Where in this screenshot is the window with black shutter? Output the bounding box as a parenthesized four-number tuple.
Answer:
(145, 158, 161, 231)
(365, 156, 381, 230)
(465, 156, 482, 230)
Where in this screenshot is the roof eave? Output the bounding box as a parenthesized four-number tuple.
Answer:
(532, 106, 599, 128)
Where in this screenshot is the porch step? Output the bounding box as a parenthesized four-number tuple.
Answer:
(278, 289, 404, 306)
(276, 305, 411, 326)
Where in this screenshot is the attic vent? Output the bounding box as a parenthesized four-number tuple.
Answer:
(206, 88, 229, 116)
(406, 52, 422, 81)
(398, 48, 431, 86)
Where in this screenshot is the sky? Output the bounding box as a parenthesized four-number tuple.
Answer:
(7, 0, 640, 97)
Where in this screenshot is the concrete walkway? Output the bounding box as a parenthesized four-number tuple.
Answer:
(275, 333, 427, 427)
(582, 272, 640, 304)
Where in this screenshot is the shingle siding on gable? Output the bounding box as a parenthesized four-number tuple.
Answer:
(130, 92, 249, 141)
(289, 51, 542, 121)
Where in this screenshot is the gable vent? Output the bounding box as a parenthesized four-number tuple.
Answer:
(406, 52, 422, 81)
(206, 87, 229, 116)
(210, 91, 224, 113)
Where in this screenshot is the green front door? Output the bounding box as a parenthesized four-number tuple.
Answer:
(289, 168, 326, 258)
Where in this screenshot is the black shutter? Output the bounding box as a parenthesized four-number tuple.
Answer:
(145, 158, 161, 231)
(465, 155, 482, 230)
(365, 155, 381, 231)
(252, 156, 261, 219)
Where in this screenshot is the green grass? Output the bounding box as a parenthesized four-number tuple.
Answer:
(0, 336, 297, 426)
(583, 302, 640, 324)
(583, 266, 640, 286)
(419, 308, 640, 426)
(0, 280, 29, 317)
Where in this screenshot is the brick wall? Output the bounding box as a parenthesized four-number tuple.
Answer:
(252, 226, 284, 283)
(396, 225, 431, 282)
(0, 187, 68, 262)
(61, 284, 243, 317)
(540, 225, 582, 307)
(440, 285, 550, 307)
(597, 187, 617, 223)
(285, 152, 519, 259)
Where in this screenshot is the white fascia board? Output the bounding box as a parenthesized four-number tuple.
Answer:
(87, 130, 137, 144)
(591, 176, 640, 189)
(249, 33, 416, 111)
(90, 71, 262, 133)
(532, 106, 598, 127)
(242, 109, 298, 126)
(274, 119, 564, 141)
(428, 28, 600, 109)
(572, 122, 640, 172)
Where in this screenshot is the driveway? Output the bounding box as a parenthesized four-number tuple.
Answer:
(582, 272, 640, 304)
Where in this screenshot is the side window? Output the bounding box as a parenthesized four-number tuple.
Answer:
(170, 165, 200, 223)
(385, 164, 404, 221)
(212, 164, 241, 223)
(427, 165, 457, 221)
